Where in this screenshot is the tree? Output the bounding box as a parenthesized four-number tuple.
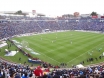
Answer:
(15, 10, 22, 15)
(62, 14, 74, 18)
(37, 13, 45, 17)
(14, 10, 28, 16)
(91, 11, 98, 16)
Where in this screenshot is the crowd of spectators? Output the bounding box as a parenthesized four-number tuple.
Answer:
(7, 39, 59, 69)
(1, 58, 104, 78)
(0, 16, 104, 39)
(0, 16, 104, 78)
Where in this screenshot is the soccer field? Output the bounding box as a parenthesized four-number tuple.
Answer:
(12, 31, 104, 66)
(1, 31, 104, 67)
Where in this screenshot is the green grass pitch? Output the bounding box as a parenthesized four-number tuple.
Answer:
(0, 31, 104, 67)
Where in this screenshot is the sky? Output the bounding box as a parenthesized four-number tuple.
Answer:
(0, 0, 104, 16)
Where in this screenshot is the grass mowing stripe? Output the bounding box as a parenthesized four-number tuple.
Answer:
(66, 42, 104, 64)
(19, 38, 60, 64)
(16, 40, 60, 65)
(11, 31, 104, 66)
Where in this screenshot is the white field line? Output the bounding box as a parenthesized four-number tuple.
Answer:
(39, 51, 60, 64)
(14, 39, 60, 64)
(21, 33, 102, 64)
(16, 31, 103, 65)
(28, 34, 92, 64)
(66, 42, 104, 64)
(25, 39, 60, 64)
(32, 33, 101, 54)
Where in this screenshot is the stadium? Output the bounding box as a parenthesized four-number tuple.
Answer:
(1, 0, 104, 78)
(0, 14, 104, 78)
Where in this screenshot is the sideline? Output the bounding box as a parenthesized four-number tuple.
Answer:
(11, 30, 104, 65)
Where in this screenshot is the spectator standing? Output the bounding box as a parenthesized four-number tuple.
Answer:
(33, 66, 43, 77)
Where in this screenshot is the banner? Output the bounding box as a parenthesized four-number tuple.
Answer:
(92, 16, 98, 18)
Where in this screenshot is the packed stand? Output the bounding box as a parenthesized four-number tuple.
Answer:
(1, 58, 104, 78)
(0, 16, 104, 39)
